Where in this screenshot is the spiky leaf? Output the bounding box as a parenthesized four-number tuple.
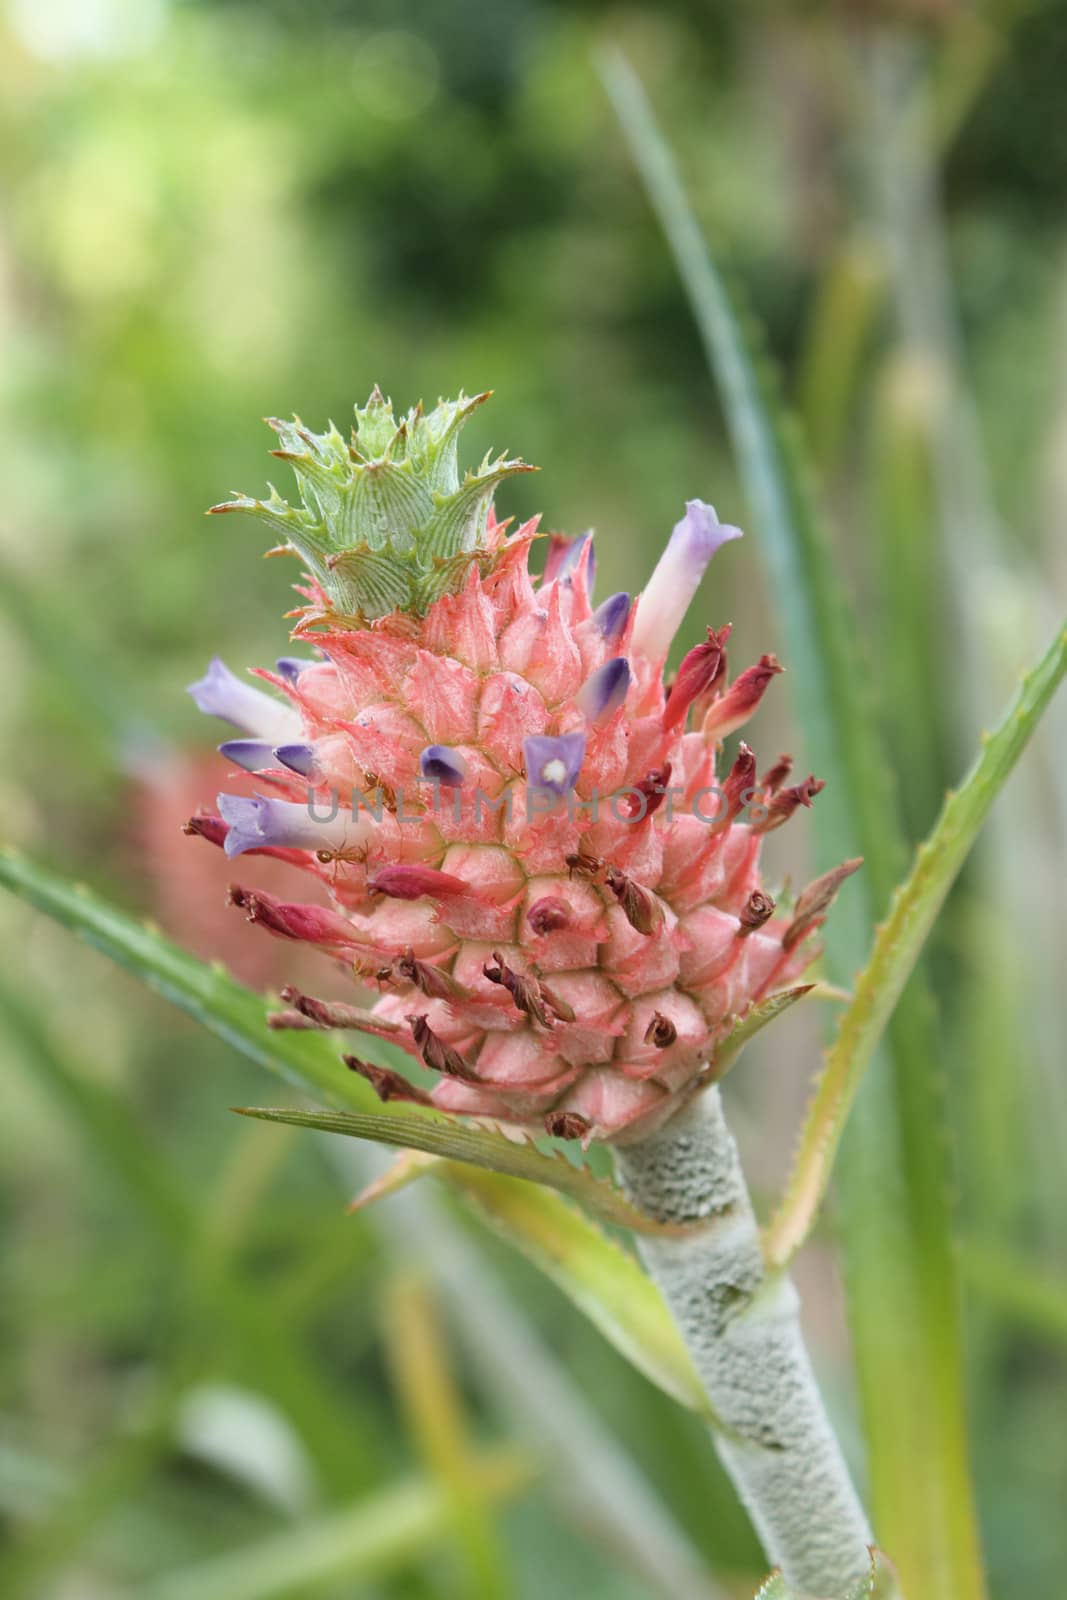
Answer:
(211, 390, 530, 619)
(765, 620, 1067, 1268)
(711, 986, 815, 1080)
(232, 1104, 674, 1235)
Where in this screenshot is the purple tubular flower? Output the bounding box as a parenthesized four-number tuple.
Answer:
(523, 733, 586, 797)
(593, 591, 630, 643)
(218, 740, 276, 773)
(217, 793, 365, 858)
(578, 657, 630, 723)
(188, 657, 301, 743)
(558, 532, 595, 591)
(275, 657, 314, 684)
(632, 502, 743, 660)
(420, 745, 468, 787)
(274, 743, 317, 777)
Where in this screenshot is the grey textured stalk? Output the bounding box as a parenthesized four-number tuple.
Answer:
(327, 1140, 727, 1600)
(615, 1087, 873, 1595)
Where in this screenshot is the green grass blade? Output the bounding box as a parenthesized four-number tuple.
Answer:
(124, 1451, 534, 1600)
(0, 1359, 198, 1598)
(599, 48, 889, 878)
(766, 623, 1067, 1265)
(0, 975, 388, 1522)
(797, 238, 886, 475)
(0, 973, 190, 1239)
(382, 1275, 514, 1600)
(0, 849, 400, 1104)
(960, 1241, 1067, 1348)
(601, 50, 989, 1596)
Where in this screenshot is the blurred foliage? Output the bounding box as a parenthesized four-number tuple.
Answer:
(0, 0, 1066, 1594)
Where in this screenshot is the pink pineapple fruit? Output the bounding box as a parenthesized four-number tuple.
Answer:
(186, 389, 859, 1145)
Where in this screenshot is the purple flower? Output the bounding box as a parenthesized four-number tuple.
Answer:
(578, 657, 630, 722)
(420, 745, 469, 787)
(275, 656, 315, 684)
(217, 793, 363, 858)
(274, 743, 317, 777)
(188, 657, 300, 743)
(218, 740, 276, 773)
(557, 531, 595, 591)
(523, 733, 586, 797)
(543, 532, 593, 587)
(632, 502, 743, 660)
(593, 591, 630, 643)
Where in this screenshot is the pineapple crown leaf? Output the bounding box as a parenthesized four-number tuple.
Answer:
(210, 387, 534, 619)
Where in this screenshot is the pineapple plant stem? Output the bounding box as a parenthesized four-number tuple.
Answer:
(615, 1087, 873, 1593)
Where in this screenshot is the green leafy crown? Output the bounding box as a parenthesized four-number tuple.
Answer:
(209, 387, 534, 620)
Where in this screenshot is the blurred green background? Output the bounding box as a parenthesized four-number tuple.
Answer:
(1, 0, 1065, 1595)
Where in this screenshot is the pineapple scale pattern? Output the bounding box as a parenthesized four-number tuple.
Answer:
(186, 391, 859, 1145)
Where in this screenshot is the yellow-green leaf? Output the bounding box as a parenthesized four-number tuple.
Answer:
(436, 1163, 713, 1419)
(765, 621, 1067, 1268)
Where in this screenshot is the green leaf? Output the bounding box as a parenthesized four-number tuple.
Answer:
(125, 1450, 533, 1600)
(218, 395, 533, 618)
(418, 457, 534, 562)
(600, 50, 989, 1597)
(381, 1275, 514, 1600)
(209, 489, 333, 576)
(232, 1104, 672, 1236)
(0, 980, 399, 1585)
(959, 1240, 1067, 1348)
(599, 49, 875, 863)
(341, 459, 431, 550)
(796, 238, 885, 473)
(437, 1164, 713, 1420)
(325, 542, 417, 617)
(765, 622, 1067, 1266)
(407, 390, 492, 494)
(0, 846, 399, 1108)
(712, 986, 815, 1079)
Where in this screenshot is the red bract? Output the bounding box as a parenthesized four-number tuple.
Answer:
(189, 393, 860, 1144)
